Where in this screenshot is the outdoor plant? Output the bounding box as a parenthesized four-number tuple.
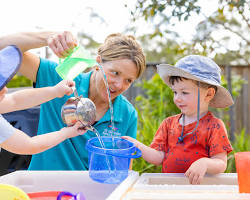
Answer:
(6, 75, 32, 88)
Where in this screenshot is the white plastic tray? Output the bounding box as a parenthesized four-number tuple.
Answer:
(121, 173, 250, 200)
(134, 173, 238, 191)
(0, 170, 138, 200)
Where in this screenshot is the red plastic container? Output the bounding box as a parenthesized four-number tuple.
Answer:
(28, 191, 72, 200)
(235, 151, 250, 193)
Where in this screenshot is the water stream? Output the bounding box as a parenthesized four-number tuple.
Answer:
(96, 63, 115, 145)
(89, 125, 112, 173)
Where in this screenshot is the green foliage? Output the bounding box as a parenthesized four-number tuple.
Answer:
(6, 75, 32, 88)
(132, 0, 200, 22)
(139, 34, 202, 63)
(212, 73, 247, 132)
(131, 0, 250, 66)
(132, 74, 179, 173)
(192, 1, 250, 65)
(226, 129, 250, 173)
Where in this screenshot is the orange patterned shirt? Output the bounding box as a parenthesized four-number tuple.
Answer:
(150, 111, 232, 173)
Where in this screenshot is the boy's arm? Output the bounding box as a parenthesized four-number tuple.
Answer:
(206, 152, 227, 173)
(0, 80, 74, 114)
(1, 122, 86, 155)
(122, 136, 165, 165)
(185, 152, 227, 185)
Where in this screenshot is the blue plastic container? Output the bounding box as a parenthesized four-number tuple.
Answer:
(86, 137, 142, 184)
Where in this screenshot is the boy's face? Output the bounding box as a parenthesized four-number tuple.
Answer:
(171, 79, 209, 117)
(0, 86, 8, 102)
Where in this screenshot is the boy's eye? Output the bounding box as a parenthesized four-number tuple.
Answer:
(182, 92, 188, 95)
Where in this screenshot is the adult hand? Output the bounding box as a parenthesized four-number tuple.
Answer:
(185, 158, 208, 185)
(54, 79, 75, 98)
(47, 31, 78, 58)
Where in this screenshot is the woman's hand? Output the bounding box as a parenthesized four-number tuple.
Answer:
(54, 79, 75, 98)
(185, 158, 208, 185)
(47, 31, 77, 58)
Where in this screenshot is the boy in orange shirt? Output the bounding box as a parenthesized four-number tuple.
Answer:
(123, 55, 233, 184)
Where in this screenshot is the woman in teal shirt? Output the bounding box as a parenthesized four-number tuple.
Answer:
(0, 31, 146, 170)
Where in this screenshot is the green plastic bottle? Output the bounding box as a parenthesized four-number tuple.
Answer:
(56, 46, 96, 80)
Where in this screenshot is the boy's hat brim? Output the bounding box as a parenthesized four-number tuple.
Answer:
(157, 63, 234, 108)
(0, 45, 22, 90)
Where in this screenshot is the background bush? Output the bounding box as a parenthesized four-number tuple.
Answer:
(7, 74, 32, 88)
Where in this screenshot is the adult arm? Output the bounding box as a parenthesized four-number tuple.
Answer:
(0, 31, 77, 82)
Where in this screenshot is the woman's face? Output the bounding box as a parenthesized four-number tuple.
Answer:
(94, 59, 138, 102)
(0, 86, 8, 102)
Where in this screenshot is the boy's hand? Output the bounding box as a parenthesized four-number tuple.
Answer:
(47, 31, 78, 58)
(54, 80, 75, 98)
(61, 121, 87, 138)
(121, 136, 141, 148)
(185, 158, 208, 185)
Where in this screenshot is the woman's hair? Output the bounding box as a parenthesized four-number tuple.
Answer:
(169, 76, 217, 92)
(97, 33, 146, 78)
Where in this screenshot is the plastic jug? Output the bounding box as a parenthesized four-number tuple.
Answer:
(235, 151, 250, 193)
(55, 46, 96, 80)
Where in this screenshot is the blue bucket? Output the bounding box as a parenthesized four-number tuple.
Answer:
(86, 137, 141, 184)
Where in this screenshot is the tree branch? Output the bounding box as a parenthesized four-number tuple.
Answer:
(222, 24, 250, 45)
(241, 12, 250, 29)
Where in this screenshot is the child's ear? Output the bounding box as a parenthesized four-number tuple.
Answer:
(206, 88, 216, 102)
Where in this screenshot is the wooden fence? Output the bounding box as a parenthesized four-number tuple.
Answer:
(123, 63, 250, 137)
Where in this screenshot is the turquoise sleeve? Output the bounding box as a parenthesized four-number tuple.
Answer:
(35, 58, 62, 88)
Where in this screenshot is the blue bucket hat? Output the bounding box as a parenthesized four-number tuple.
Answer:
(0, 45, 22, 90)
(157, 55, 234, 108)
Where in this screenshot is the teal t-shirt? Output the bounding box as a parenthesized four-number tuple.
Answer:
(28, 58, 138, 170)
